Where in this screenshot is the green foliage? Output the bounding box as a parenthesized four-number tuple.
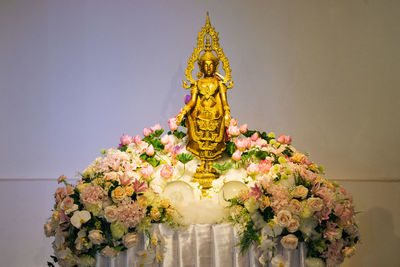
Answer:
(242, 130, 256, 138)
(140, 153, 161, 167)
(255, 150, 268, 160)
(172, 130, 186, 140)
(118, 145, 127, 152)
(282, 146, 293, 157)
(213, 162, 233, 172)
(225, 141, 237, 157)
(149, 139, 164, 151)
(154, 129, 164, 137)
(259, 207, 274, 222)
(238, 221, 260, 253)
(175, 153, 194, 164)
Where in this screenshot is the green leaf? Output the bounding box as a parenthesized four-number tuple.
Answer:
(150, 139, 164, 151)
(213, 162, 233, 172)
(175, 153, 194, 164)
(140, 153, 160, 167)
(118, 145, 127, 152)
(225, 141, 236, 157)
(173, 130, 186, 139)
(154, 129, 164, 137)
(282, 146, 293, 157)
(255, 150, 268, 160)
(242, 130, 256, 138)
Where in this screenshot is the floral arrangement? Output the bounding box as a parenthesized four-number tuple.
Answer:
(44, 113, 358, 267)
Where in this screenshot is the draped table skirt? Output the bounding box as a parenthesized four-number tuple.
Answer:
(95, 224, 306, 267)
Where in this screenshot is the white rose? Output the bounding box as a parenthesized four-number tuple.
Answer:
(280, 234, 298, 249)
(276, 210, 292, 227)
(104, 205, 118, 223)
(100, 246, 119, 258)
(292, 185, 308, 199)
(286, 216, 300, 233)
(88, 230, 104, 245)
(307, 197, 323, 212)
(289, 199, 303, 215)
(123, 232, 139, 248)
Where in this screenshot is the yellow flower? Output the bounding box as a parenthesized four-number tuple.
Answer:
(111, 186, 126, 202)
(309, 163, 318, 172)
(292, 152, 305, 163)
(125, 185, 134, 196)
(160, 199, 171, 209)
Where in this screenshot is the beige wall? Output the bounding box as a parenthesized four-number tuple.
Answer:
(0, 0, 399, 266)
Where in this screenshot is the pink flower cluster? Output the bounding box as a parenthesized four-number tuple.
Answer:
(116, 200, 147, 228)
(80, 184, 105, 206)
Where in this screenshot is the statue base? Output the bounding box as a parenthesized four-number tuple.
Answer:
(192, 171, 219, 195)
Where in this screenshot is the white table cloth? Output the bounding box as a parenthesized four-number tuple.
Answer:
(95, 224, 306, 267)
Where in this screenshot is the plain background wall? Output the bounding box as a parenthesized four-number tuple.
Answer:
(0, 0, 399, 266)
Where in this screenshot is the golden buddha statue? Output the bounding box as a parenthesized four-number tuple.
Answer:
(176, 13, 233, 190)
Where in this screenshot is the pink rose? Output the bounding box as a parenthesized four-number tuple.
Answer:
(168, 117, 178, 131)
(143, 128, 151, 137)
(146, 145, 155, 156)
(104, 205, 118, 223)
(280, 234, 298, 249)
(123, 232, 139, 248)
(57, 174, 66, 184)
(164, 143, 173, 153)
(239, 124, 248, 134)
(247, 163, 259, 175)
(232, 150, 242, 161)
(160, 164, 174, 179)
(150, 124, 162, 133)
(276, 209, 292, 227)
(140, 165, 154, 179)
(134, 135, 142, 145)
(120, 134, 133, 146)
(88, 230, 105, 245)
(62, 197, 74, 209)
(285, 135, 292, 144)
(229, 118, 238, 126)
(251, 132, 259, 141)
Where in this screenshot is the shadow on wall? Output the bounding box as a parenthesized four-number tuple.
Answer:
(345, 207, 400, 267)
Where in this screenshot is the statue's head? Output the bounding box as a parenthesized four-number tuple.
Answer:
(198, 51, 219, 77)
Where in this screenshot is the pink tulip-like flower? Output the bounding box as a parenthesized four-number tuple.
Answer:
(247, 163, 259, 175)
(150, 124, 162, 133)
(235, 138, 251, 151)
(164, 143, 173, 153)
(161, 135, 171, 145)
(277, 134, 292, 145)
(229, 118, 238, 126)
(168, 117, 178, 131)
(134, 135, 142, 145)
(120, 134, 134, 146)
(251, 132, 259, 141)
(140, 165, 154, 179)
(232, 150, 242, 161)
(146, 145, 155, 156)
(143, 128, 151, 136)
(160, 164, 174, 179)
(239, 124, 248, 134)
(227, 125, 240, 137)
(258, 160, 272, 174)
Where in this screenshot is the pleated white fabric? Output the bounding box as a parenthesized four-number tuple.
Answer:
(95, 224, 306, 267)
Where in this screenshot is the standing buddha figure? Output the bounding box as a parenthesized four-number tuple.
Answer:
(176, 29, 232, 190)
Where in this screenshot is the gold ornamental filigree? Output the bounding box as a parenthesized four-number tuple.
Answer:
(183, 12, 233, 90)
(176, 13, 233, 193)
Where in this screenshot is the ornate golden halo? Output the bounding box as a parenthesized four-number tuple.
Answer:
(183, 12, 233, 89)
